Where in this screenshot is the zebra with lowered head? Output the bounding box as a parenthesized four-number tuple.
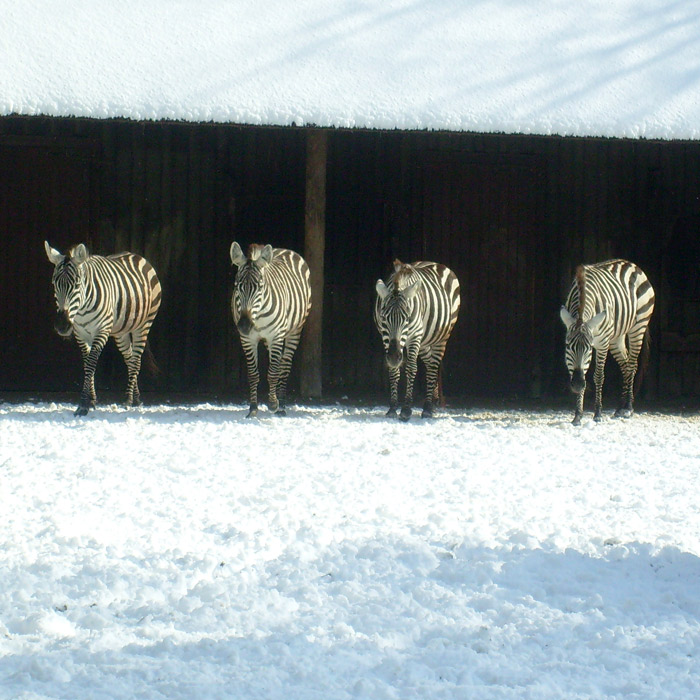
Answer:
(230, 242, 312, 417)
(44, 241, 162, 416)
(374, 259, 460, 421)
(560, 259, 655, 425)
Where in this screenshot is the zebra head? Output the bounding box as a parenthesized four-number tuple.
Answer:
(44, 241, 89, 337)
(230, 241, 273, 335)
(560, 306, 607, 393)
(375, 278, 422, 368)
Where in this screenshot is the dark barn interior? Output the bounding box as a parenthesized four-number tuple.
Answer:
(1, 115, 700, 407)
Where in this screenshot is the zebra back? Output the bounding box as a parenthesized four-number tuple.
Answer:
(80, 252, 162, 336)
(375, 259, 460, 347)
(264, 248, 312, 335)
(564, 259, 654, 342)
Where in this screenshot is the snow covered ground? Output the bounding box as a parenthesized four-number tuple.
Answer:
(1, 400, 700, 699)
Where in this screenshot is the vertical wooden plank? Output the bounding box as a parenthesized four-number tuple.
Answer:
(130, 123, 146, 255)
(301, 129, 328, 398)
(198, 130, 217, 389)
(96, 121, 115, 253)
(186, 126, 202, 390)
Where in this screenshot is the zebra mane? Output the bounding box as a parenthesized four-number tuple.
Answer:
(391, 259, 418, 291)
(247, 243, 266, 261)
(68, 243, 90, 264)
(575, 265, 586, 320)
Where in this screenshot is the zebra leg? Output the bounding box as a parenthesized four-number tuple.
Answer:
(400, 343, 420, 421)
(266, 338, 286, 415)
(128, 326, 153, 407)
(76, 333, 109, 416)
(76, 338, 97, 407)
(116, 329, 148, 407)
(592, 345, 609, 421)
(572, 387, 585, 426)
(386, 365, 400, 417)
(421, 346, 444, 419)
(272, 332, 302, 416)
(615, 330, 644, 418)
(240, 337, 260, 417)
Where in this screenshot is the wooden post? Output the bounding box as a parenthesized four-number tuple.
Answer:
(300, 129, 328, 399)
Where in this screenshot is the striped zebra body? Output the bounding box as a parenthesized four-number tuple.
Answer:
(374, 259, 460, 421)
(560, 259, 655, 425)
(230, 242, 312, 417)
(45, 241, 161, 416)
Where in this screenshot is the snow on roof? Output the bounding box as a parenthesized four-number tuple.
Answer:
(2, 0, 700, 140)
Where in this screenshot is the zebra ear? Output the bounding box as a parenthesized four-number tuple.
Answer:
(72, 243, 89, 264)
(230, 241, 246, 267)
(376, 279, 390, 300)
(560, 306, 576, 330)
(403, 279, 422, 300)
(587, 309, 607, 334)
(258, 244, 274, 267)
(44, 241, 64, 266)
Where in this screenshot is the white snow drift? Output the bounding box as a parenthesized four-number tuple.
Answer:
(1, 1, 700, 138)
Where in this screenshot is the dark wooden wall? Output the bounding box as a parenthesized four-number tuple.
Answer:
(1, 115, 699, 404)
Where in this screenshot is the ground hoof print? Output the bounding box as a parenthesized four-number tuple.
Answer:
(399, 408, 412, 422)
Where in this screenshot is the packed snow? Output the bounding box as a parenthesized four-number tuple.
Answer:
(1, 399, 700, 699)
(2, 0, 700, 139)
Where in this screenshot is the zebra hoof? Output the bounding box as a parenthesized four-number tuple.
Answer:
(421, 408, 434, 419)
(275, 409, 287, 417)
(74, 405, 90, 417)
(399, 407, 412, 422)
(614, 408, 633, 419)
(571, 415, 582, 426)
(385, 407, 398, 418)
(246, 407, 258, 418)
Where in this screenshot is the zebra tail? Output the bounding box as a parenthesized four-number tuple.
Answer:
(143, 342, 162, 378)
(634, 327, 651, 397)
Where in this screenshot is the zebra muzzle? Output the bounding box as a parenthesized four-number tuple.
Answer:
(570, 369, 586, 393)
(53, 310, 73, 337)
(386, 340, 403, 369)
(237, 313, 254, 335)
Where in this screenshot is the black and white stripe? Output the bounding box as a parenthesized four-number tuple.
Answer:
(560, 259, 655, 425)
(374, 259, 460, 421)
(230, 242, 312, 417)
(45, 241, 162, 416)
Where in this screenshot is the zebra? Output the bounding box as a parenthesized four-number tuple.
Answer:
(44, 241, 162, 416)
(374, 259, 460, 421)
(560, 259, 655, 425)
(230, 242, 312, 417)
